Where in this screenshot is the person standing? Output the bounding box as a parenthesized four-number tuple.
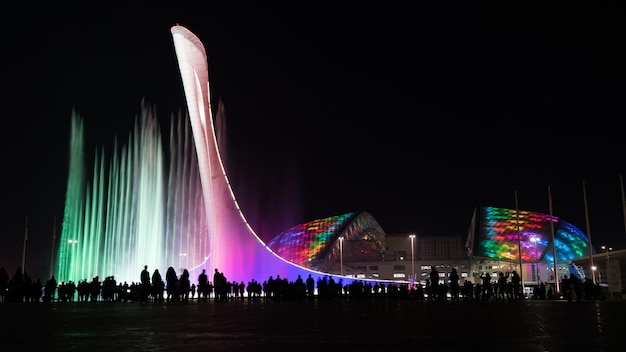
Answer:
(151, 268, 164, 303)
(140, 265, 151, 303)
(480, 271, 492, 301)
(306, 274, 315, 300)
(197, 269, 209, 302)
(428, 266, 439, 301)
(179, 269, 191, 303)
(213, 268, 226, 302)
(511, 270, 522, 300)
(497, 272, 509, 300)
(449, 267, 460, 302)
(44, 275, 57, 303)
(165, 266, 179, 303)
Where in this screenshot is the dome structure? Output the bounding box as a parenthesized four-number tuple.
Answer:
(267, 211, 386, 273)
(467, 206, 595, 263)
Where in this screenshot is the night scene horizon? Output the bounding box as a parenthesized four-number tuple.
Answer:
(3, 3, 626, 282)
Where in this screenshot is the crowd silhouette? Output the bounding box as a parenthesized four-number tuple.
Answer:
(0, 265, 606, 304)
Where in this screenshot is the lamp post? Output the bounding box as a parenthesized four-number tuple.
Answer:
(601, 245, 612, 287)
(22, 217, 28, 274)
(592, 266, 597, 284)
(68, 239, 78, 270)
(409, 233, 416, 282)
(339, 236, 344, 276)
(530, 236, 539, 283)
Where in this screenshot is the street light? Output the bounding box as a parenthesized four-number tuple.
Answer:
(68, 239, 78, 270)
(530, 236, 540, 283)
(601, 245, 612, 287)
(338, 237, 344, 276)
(592, 266, 597, 284)
(409, 233, 416, 282)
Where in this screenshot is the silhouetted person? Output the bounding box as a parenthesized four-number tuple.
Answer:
(198, 269, 209, 302)
(546, 284, 554, 300)
(570, 274, 583, 302)
(497, 272, 509, 300)
(306, 274, 315, 300)
(562, 274, 572, 301)
(238, 281, 245, 300)
(449, 267, 460, 302)
(89, 276, 101, 302)
(140, 265, 151, 303)
(480, 272, 492, 301)
(213, 268, 226, 302)
(30, 278, 43, 302)
(151, 269, 164, 303)
(510, 270, 521, 300)
(44, 275, 57, 303)
(428, 266, 439, 301)
(294, 274, 306, 300)
(179, 269, 191, 303)
(165, 266, 179, 303)
(539, 281, 546, 299)
(463, 280, 474, 301)
(8, 267, 25, 303)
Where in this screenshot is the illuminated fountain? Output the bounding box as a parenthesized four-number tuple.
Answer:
(55, 25, 389, 287)
(57, 105, 208, 284)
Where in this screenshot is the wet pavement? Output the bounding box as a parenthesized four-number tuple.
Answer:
(1, 298, 625, 351)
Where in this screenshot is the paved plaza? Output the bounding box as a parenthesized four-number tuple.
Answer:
(1, 298, 625, 351)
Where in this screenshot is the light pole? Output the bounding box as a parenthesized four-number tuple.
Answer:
(409, 233, 416, 282)
(530, 236, 539, 283)
(22, 217, 28, 274)
(601, 245, 612, 287)
(592, 266, 597, 284)
(68, 239, 78, 270)
(339, 236, 344, 276)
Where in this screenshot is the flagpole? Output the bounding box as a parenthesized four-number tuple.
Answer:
(22, 216, 28, 274)
(619, 174, 626, 232)
(515, 190, 524, 294)
(50, 217, 56, 279)
(582, 180, 595, 284)
(548, 185, 560, 295)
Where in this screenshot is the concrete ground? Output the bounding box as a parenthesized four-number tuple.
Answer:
(1, 298, 624, 351)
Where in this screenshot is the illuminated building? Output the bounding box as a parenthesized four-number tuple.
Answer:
(465, 206, 595, 288)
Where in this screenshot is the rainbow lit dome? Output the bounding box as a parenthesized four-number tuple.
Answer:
(468, 206, 594, 263)
(267, 211, 386, 273)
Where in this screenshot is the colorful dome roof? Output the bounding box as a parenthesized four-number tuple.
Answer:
(267, 211, 386, 273)
(468, 206, 594, 263)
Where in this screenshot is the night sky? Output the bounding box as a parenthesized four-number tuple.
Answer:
(3, 3, 626, 280)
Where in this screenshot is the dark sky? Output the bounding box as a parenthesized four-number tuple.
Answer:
(3, 2, 626, 280)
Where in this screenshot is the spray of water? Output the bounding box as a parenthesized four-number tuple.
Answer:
(56, 104, 208, 284)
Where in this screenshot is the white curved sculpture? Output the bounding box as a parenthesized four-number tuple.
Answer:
(171, 25, 345, 285)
